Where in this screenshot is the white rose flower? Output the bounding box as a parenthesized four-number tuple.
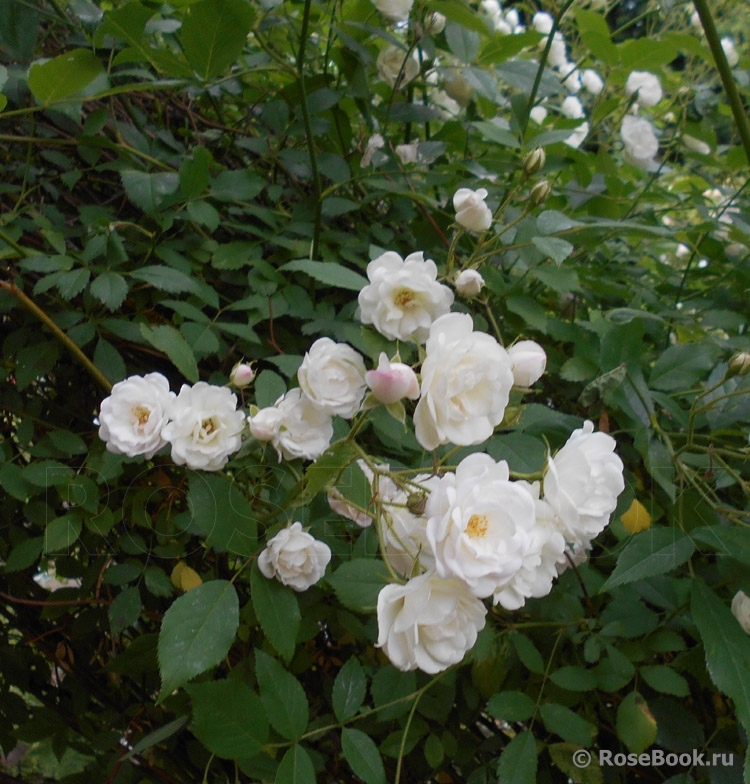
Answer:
(561, 95, 584, 119)
(582, 68, 604, 95)
(365, 353, 420, 404)
(625, 70, 662, 107)
(508, 340, 547, 386)
(358, 250, 454, 343)
(98, 373, 175, 459)
(453, 187, 493, 232)
(425, 453, 537, 598)
(298, 337, 367, 418)
(271, 388, 334, 462)
(721, 37, 739, 67)
(414, 313, 514, 450)
(247, 406, 283, 442)
(377, 45, 420, 89)
(544, 420, 625, 547)
(373, 0, 413, 22)
(455, 269, 485, 297)
(493, 483, 567, 610)
(442, 69, 474, 107)
(377, 571, 486, 673)
(621, 115, 658, 168)
(731, 591, 750, 634)
(258, 522, 331, 592)
(532, 11, 554, 34)
(161, 382, 245, 471)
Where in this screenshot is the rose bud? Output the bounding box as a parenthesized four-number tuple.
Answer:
(365, 353, 420, 404)
(508, 340, 547, 387)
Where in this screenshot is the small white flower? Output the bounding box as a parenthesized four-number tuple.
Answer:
(442, 69, 474, 107)
(454, 269, 485, 297)
(532, 11, 554, 34)
(362, 134, 385, 167)
(621, 115, 659, 169)
(377, 45, 420, 89)
(561, 95, 584, 119)
(414, 313, 515, 450)
(426, 454, 538, 598)
(508, 340, 547, 387)
(373, 0, 413, 22)
(161, 382, 245, 471)
(480, 0, 503, 31)
(732, 591, 750, 634)
(564, 122, 589, 149)
(358, 250, 454, 344)
(530, 105, 548, 124)
(98, 373, 175, 459)
(625, 70, 663, 107)
(377, 571, 486, 673)
(269, 389, 334, 462)
(544, 420, 624, 549)
(453, 187, 493, 232)
(394, 140, 419, 165)
(298, 337, 367, 419)
(558, 62, 581, 93)
(247, 406, 283, 442)
(429, 87, 461, 117)
(425, 11, 446, 34)
(365, 353, 420, 404)
(581, 68, 604, 95)
(258, 522, 331, 592)
(547, 34, 568, 68)
(722, 37, 739, 67)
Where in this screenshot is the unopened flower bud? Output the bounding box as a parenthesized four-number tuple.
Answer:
(365, 353, 420, 404)
(248, 407, 282, 441)
(425, 10, 446, 34)
(523, 147, 546, 178)
(230, 362, 255, 388)
(728, 352, 750, 378)
(454, 269, 485, 297)
(508, 340, 547, 386)
(529, 179, 551, 207)
(732, 590, 750, 634)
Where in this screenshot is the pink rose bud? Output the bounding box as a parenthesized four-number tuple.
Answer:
(230, 362, 255, 388)
(508, 340, 547, 387)
(455, 269, 485, 297)
(365, 353, 420, 404)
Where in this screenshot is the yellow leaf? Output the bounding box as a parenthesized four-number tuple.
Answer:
(621, 499, 651, 533)
(171, 562, 203, 592)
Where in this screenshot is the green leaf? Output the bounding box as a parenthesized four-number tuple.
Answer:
(510, 631, 545, 674)
(618, 37, 677, 69)
(94, 338, 126, 384)
(15, 341, 60, 391)
(189, 473, 257, 556)
(327, 559, 390, 612)
(371, 666, 416, 720)
(275, 745, 316, 784)
(256, 649, 309, 740)
(0, 0, 40, 62)
(180, 0, 253, 80)
(130, 265, 204, 296)
(250, 560, 300, 663)
(322, 197, 360, 217)
(549, 666, 597, 692)
(44, 514, 82, 554)
(126, 716, 189, 761)
(476, 31, 542, 66)
(90, 272, 129, 311)
(692, 579, 750, 732)
(486, 691, 536, 722)
(157, 580, 239, 698)
(445, 21, 480, 63)
(496, 731, 537, 784)
(333, 657, 367, 723)
(109, 586, 142, 635)
(649, 343, 722, 392)
(24, 460, 75, 487)
(4, 537, 44, 572)
(280, 259, 369, 292)
(210, 170, 265, 202)
(139, 323, 199, 383)
(693, 526, 750, 569)
(601, 529, 695, 592)
(531, 236, 574, 266)
(188, 680, 268, 759)
(427, 0, 490, 35)
(179, 146, 211, 199)
(254, 369, 286, 408)
(473, 120, 520, 148)
(302, 440, 361, 502)
(639, 665, 690, 697)
(341, 728, 387, 784)
(540, 704, 596, 747)
(28, 49, 105, 104)
(616, 692, 657, 754)
(120, 171, 179, 215)
(486, 433, 546, 475)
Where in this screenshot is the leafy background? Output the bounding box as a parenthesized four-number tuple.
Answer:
(1, 0, 749, 782)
